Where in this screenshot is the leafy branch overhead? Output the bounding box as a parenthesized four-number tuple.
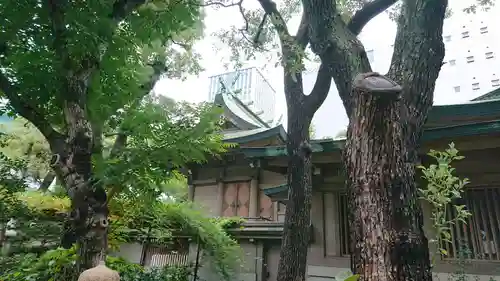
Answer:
(97, 96, 230, 202)
(0, 0, 232, 268)
(0, 0, 204, 140)
(0, 0, 220, 179)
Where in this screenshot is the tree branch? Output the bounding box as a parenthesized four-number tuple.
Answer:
(109, 133, 127, 158)
(257, 0, 291, 42)
(295, 11, 309, 50)
(387, 0, 447, 111)
(110, 0, 148, 21)
(198, 0, 243, 8)
(0, 72, 64, 143)
(347, 0, 398, 35)
(304, 0, 372, 117)
(305, 63, 331, 114)
(45, 0, 67, 59)
(104, 132, 128, 204)
(44, 0, 149, 108)
(143, 60, 168, 94)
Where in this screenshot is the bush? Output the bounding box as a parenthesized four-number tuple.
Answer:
(0, 247, 192, 281)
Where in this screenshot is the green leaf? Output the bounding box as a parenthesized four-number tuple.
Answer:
(345, 275, 360, 281)
(440, 248, 448, 256)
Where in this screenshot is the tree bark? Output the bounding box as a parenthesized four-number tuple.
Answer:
(50, 101, 108, 271)
(276, 74, 313, 281)
(345, 73, 431, 281)
(0, 223, 6, 253)
(305, 0, 447, 280)
(253, 3, 332, 280)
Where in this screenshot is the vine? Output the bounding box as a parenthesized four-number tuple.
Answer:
(417, 143, 472, 259)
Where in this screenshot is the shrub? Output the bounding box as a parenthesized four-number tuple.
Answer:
(0, 247, 192, 281)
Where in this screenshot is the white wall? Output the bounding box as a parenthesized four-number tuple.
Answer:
(305, 3, 500, 139)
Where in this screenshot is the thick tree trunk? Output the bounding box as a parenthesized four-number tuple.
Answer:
(345, 73, 431, 281)
(305, 0, 447, 280)
(55, 143, 108, 272)
(50, 102, 108, 272)
(0, 222, 6, 253)
(276, 76, 313, 281)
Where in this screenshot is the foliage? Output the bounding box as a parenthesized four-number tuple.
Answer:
(107, 256, 192, 281)
(0, 118, 50, 185)
(0, 152, 30, 253)
(1, 191, 69, 256)
(0, 0, 218, 259)
(309, 124, 316, 139)
(462, 0, 495, 14)
(418, 143, 472, 259)
(0, 0, 240, 276)
(0, 247, 192, 281)
(18, 191, 70, 212)
(335, 271, 360, 281)
(110, 200, 243, 279)
(213, 0, 306, 69)
(0, 0, 204, 125)
(2, 189, 242, 280)
(95, 95, 230, 203)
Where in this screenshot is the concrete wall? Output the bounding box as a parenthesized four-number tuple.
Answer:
(190, 240, 265, 281)
(303, 265, 500, 281)
(113, 242, 500, 281)
(110, 243, 143, 264)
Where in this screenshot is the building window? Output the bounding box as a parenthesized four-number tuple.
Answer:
(466, 56, 475, 63)
(444, 35, 452, 42)
(449, 59, 456, 66)
(277, 202, 286, 222)
(454, 86, 461, 93)
(486, 52, 494, 59)
(440, 188, 500, 261)
(462, 31, 470, 38)
(472, 83, 480, 91)
(492, 79, 500, 87)
(480, 26, 488, 34)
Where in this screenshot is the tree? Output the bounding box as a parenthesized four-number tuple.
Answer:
(216, 2, 331, 281)
(216, 1, 495, 280)
(0, 0, 224, 272)
(303, 0, 446, 280)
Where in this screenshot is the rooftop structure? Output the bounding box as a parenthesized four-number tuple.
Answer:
(208, 67, 277, 126)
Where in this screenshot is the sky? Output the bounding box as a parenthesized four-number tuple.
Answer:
(154, 0, 312, 110)
(154, 1, 498, 137)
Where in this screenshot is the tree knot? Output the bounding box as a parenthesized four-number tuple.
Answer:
(299, 141, 312, 157)
(50, 154, 61, 167)
(353, 72, 402, 98)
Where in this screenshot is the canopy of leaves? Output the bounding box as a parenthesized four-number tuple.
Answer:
(0, 0, 204, 128)
(95, 95, 231, 202)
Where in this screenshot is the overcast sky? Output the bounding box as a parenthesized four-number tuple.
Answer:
(154, 1, 497, 137)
